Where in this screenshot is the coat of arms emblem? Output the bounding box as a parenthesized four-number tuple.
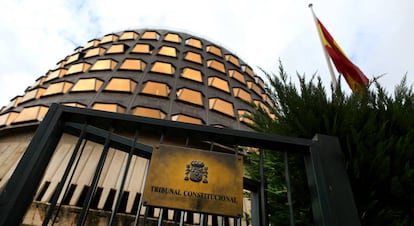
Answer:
(184, 160, 208, 183)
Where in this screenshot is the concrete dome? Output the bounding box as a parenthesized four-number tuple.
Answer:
(0, 29, 274, 130)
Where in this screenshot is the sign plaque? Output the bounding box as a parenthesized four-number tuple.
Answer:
(143, 144, 243, 217)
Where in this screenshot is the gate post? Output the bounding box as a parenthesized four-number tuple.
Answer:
(304, 134, 360, 226)
(0, 104, 65, 226)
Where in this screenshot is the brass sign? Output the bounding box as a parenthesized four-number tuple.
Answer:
(143, 144, 243, 217)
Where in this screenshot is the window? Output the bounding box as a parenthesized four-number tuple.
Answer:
(12, 106, 49, 124)
(44, 69, 68, 82)
(62, 102, 86, 108)
(141, 81, 170, 97)
(106, 44, 127, 54)
(256, 76, 265, 89)
(71, 78, 103, 92)
(131, 43, 153, 54)
(20, 88, 46, 103)
(84, 47, 106, 58)
(66, 53, 80, 64)
(206, 45, 222, 57)
(238, 110, 253, 125)
(29, 77, 44, 90)
(208, 77, 230, 93)
(119, 59, 146, 71)
(176, 88, 203, 106)
(262, 93, 275, 108)
(54, 60, 66, 70)
(242, 65, 255, 78)
(209, 98, 235, 117)
(225, 55, 240, 67)
(184, 52, 202, 64)
(185, 38, 202, 49)
(207, 60, 225, 73)
(247, 81, 263, 96)
(181, 68, 203, 83)
(164, 33, 182, 43)
(119, 31, 139, 40)
(158, 46, 177, 57)
(141, 31, 160, 40)
(92, 103, 125, 113)
(90, 59, 117, 71)
(132, 107, 166, 119)
(3, 96, 22, 110)
(83, 39, 100, 50)
(171, 114, 203, 125)
(229, 70, 246, 84)
(104, 78, 137, 93)
(66, 63, 91, 75)
(0, 112, 19, 127)
(233, 88, 252, 102)
(100, 34, 119, 44)
(150, 62, 175, 75)
(42, 82, 73, 96)
(254, 100, 270, 114)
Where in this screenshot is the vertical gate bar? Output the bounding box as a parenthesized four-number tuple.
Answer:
(42, 123, 88, 226)
(199, 213, 205, 226)
(108, 130, 139, 226)
(178, 135, 189, 226)
(0, 104, 63, 226)
(140, 207, 149, 226)
(51, 137, 88, 225)
(179, 211, 185, 226)
(250, 191, 260, 226)
(134, 160, 150, 226)
(77, 132, 112, 226)
(259, 149, 268, 226)
(235, 217, 241, 226)
(199, 139, 215, 226)
(157, 209, 164, 226)
(305, 135, 361, 226)
(284, 151, 295, 226)
(156, 131, 166, 225)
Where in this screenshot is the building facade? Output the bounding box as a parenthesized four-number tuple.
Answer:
(0, 29, 274, 225)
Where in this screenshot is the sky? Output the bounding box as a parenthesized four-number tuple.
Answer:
(0, 0, 413, 107)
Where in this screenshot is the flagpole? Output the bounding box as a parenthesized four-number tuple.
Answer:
(308, 3, 338, 89)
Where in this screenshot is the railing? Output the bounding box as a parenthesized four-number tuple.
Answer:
(0, 104, 360, 226)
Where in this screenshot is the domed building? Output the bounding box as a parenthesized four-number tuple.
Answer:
(0, 29, 275, 225)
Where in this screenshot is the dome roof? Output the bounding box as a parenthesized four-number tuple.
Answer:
(0, 29, 275, 130)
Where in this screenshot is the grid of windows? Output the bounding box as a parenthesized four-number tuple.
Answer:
(0, 29, 274, 129)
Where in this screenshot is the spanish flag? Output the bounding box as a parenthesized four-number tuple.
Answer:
(317, 19, 369, 93)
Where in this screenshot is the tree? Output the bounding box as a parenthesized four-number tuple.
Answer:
(245, 62, 414, 225)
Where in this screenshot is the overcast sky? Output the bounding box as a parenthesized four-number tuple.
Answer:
(0, 0, 413, 107)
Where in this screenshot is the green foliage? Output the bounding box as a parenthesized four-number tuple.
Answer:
(245, 62, 414, 225)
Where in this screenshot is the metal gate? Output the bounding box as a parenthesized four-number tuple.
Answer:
(0, 104, 360, 225)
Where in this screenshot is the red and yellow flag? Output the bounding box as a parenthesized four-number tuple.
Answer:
(317, 19, 369, 93)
